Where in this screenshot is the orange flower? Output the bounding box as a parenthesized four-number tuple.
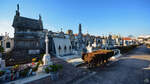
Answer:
(32, 62, 35, 65)
(32, 58, 36, 62)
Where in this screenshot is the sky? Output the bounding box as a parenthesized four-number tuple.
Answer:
(0, 0, 150, 37)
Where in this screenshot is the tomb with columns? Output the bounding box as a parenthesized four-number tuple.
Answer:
(12, 4, 44, 51)
(3, 4, 46, 65)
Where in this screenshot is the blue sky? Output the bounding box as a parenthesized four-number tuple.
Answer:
(0, 0, 150, 37)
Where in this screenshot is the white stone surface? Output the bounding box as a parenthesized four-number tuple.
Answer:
(67, 57, 84, 66)
(110, 49, 122, 60)
(28, 50, 40, 54)
(43, 54, 52, 66)
(58, 54, 84, 66)
(53, 37, 72, 56)
(86, 46, 93, 53)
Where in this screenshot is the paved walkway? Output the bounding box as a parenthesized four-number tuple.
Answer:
(78, 45, 150, 84)
(26, 45, 150, 84)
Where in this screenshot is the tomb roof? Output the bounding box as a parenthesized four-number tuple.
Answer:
(12, 4, 43, 30)
(123, 37, 132, 41)
(12, 16, 43, 30)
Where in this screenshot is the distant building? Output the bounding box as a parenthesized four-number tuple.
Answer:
(123, 37, 133, 46)
(0, 33, 14, 53)
(66, 29, 75, 49)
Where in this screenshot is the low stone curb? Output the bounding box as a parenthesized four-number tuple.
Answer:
(5, 73, 50, 84)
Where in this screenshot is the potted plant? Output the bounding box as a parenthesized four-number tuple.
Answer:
(32, 58, 37, 62)
(0, 70, 5, 81)
(44, 67, 49, 73)
(49, 64, 63, 80)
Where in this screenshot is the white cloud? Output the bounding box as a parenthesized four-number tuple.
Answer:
(0, 20, 14, 37)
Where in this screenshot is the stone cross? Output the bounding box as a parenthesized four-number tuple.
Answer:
(42, 32, 52, 66)
(45, 33, 49, 55)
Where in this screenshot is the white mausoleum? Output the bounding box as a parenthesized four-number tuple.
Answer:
(53, 37, 72, 57)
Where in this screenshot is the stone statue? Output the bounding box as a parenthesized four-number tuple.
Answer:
(16, 4, 20, 16)
(42, 32, 52, 66)
(17, 4, 19, 11)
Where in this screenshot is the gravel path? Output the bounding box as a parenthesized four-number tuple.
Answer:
(78, 45, 150, 84)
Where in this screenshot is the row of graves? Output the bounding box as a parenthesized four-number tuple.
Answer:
(0, 34, 63, 83)
(0, 44, 139, 83)
(82, 45, 139, 69)
(82, 37, 140, 68)
(0, 4, 141, 83)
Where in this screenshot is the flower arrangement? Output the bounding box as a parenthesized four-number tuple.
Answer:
(32, 58, 37, 62)
(12, 65, 19, 71)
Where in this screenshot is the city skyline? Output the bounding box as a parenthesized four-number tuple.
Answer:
(0, 0, 150, 37)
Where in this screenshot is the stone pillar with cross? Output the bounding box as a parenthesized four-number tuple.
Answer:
(42, 32, 53, 66)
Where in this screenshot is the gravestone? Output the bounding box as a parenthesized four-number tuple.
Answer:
(86, 41, 93, 53)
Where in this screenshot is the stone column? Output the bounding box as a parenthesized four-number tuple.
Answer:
(45, 34, 49, 55)
(42, 33, 52, 66)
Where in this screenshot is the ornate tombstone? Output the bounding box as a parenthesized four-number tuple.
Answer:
(43, 54, 51, 66)
(86, 41, 93, 53)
